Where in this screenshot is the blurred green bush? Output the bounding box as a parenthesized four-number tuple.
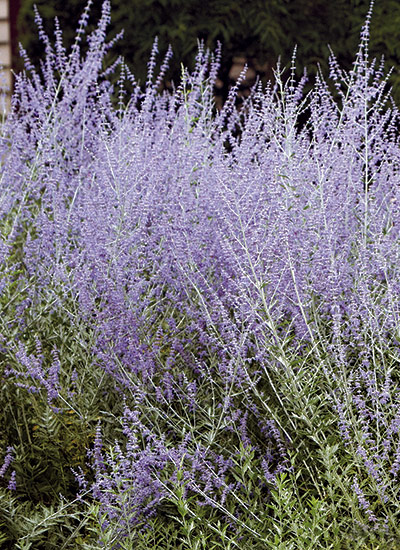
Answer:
(15, 1, 400, 111)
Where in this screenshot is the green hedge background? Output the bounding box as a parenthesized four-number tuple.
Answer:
(15, 0, 400, 107)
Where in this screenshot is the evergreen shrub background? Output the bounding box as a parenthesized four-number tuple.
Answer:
(15, 0, 400, 107)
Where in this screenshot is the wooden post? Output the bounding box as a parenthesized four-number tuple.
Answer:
(0, 0, 20, 113)
(0, 0, 11, 112)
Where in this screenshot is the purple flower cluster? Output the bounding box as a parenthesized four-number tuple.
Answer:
(0, 446, 16, 491)
(5, 339, 61, 405)
(2, 0, 400, 534)
(84, 404, 250, 534)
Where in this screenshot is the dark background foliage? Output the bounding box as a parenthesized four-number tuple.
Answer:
(14, 0, 400, 107)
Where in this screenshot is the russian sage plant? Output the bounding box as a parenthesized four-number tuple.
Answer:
(1, 0, 400, 547)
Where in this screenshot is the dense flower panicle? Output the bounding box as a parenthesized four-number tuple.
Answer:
(3, 0, 400, 535)
(352, 476, 378, 524)
(0, 447, 14, 478)
(7, 470, 17, 491)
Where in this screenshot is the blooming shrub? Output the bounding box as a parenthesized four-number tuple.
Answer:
(1, 1, 400, 547)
